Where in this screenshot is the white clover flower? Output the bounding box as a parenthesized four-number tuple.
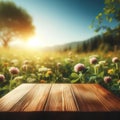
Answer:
(14, 76, 23, 82)
(98, 61, 106, 65)
(38, 67, 50, 72)
(95, 64, 100, 68)
(27, 77, 36, 83)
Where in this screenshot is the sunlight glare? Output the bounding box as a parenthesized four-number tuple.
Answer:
(27, 36, 41, 49)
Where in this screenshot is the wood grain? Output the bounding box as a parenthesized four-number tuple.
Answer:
(0, 83, 120, 112)
(0, 84, 35, 111)
(71, 84, 108, 112)
(10, 84, 51, 112)
(88, 84, 120, 111)
(44, 84, 78, 111)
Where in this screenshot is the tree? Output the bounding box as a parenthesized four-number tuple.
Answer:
(91, 0, 120, 32)
(0, 1, 34, 47)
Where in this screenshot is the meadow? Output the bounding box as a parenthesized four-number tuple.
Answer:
(0, 48, 120, 97)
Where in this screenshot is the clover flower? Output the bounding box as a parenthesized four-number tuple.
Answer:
(95, 64, 100, 68)
(112, 57, 119, 63)
(0, 74, 5, 82)
(108, 69, 114, 75)
(46, 70, 53, 75)
(117, 80, 120, 84)
(9, 67, 20, 75)
(13, 76, 23, 82)
(112, 57, 119, 70)
(98, 61, 106, 66)
(23, 60, 30, 64)
(27, 77, 36, 83)
(57, 62, 62, 67)
(74, 63, 85, 72)
(90, 57, 97, 64)
(38, 67, 50, 72)
(104, 76, 112, 83)
(22, 64, 30, 72)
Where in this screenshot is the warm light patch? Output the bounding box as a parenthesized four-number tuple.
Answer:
(27, 36, 41, 49)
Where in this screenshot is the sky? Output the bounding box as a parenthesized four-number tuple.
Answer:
(3, 0, 117, 48)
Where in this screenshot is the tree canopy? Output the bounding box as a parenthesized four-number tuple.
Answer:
(91, 0, 120, 32)
(0, 1, 34, 47)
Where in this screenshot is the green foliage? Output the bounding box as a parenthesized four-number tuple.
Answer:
(0, 49, 120, 97)
(0, 1, 34, 47)
(92, 0, 120, 32)
(70, 73, 79, 79)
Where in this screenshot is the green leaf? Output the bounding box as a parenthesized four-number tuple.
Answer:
(95, 27, 101, 32)
(71, 78, 80, 83)
(98, 71, 104, 78)
(89, 76, 97, 83)
(70, 73, 79, 79)
(96, 16, 99, 20)
(109, 18, 112, 22)
(98, 13, 102, 16)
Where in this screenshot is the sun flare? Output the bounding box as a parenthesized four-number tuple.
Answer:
(27, 37, 41, 49)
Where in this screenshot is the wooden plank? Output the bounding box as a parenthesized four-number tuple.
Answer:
(0, 84, 35, 111)
(10, 84, 51, 112)
(44, 84, 78, 111)
(0, 83, 120, 112)
(71, 84, 108, 112)
(89, 84, 120, 111)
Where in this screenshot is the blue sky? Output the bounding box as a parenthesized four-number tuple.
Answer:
(9, 0, 116, 47)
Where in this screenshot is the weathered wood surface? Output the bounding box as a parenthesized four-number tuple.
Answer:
(0, 83, 120, 112)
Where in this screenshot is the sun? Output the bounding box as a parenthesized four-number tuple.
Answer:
(27, 36, 41, 49)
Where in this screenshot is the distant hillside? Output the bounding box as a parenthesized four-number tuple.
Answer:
(52, 27, 120, 53)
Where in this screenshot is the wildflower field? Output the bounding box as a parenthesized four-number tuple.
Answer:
(0, 48, 120, 97)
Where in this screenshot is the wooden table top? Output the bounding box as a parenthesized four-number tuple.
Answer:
(0, 84, 120, 112)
